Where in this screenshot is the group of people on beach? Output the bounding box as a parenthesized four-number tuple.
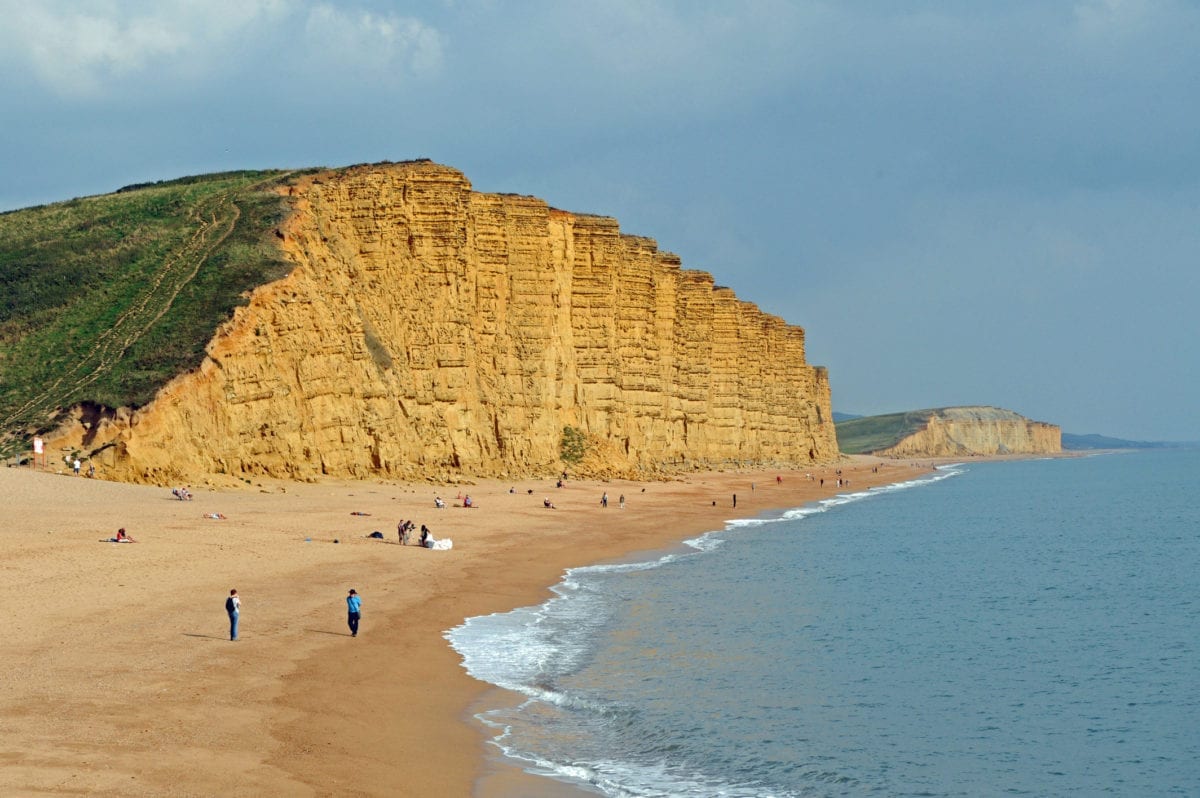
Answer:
(396, 519, 433, 547)
(224, 587, 363, 640)
(599, 492, 626, 509)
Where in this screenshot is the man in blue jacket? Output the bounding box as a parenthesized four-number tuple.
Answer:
(346, 589, 362, 637)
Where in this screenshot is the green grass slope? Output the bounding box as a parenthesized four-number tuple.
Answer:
(0, 170, 307, 457)
(835, 410, 933, 454)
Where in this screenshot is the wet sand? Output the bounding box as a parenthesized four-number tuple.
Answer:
(0, 458, 930, 796)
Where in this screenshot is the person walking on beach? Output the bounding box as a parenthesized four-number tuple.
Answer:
(226, 589, 240, 641)
(346, 589, 362, 637)
(619, 494, 625, 509)
(601, 492, 609, 508)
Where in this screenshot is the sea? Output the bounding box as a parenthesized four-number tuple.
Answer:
(447, 449, 1199, 797)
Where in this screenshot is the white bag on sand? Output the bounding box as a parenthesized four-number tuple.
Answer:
(425, 536, 453, 550)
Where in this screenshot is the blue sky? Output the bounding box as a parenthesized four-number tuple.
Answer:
(3, 1, 1197, 441)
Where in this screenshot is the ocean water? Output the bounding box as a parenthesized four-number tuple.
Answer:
(447, 450, 1200, 797)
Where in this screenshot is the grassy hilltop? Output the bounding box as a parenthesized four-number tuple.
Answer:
(0, 170, 308, 458)
(835, 411, 931, 454)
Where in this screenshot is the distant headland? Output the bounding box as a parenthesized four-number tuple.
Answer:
(835, 406, 1061, 457)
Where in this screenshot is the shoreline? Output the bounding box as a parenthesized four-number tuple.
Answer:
(0, 458, 932, 795)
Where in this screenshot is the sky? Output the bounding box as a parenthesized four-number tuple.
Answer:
(2, 0, 1197, 442)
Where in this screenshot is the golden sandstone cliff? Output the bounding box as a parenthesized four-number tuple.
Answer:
(873, 407, 1061, 458)
(58, 162, 837, 484)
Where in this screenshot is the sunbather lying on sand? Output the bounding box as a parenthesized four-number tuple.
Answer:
(100, 528, 137, 543)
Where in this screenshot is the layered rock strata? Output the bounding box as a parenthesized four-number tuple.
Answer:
(874, 407, 1061, 457)
(58, 162, 837, 484)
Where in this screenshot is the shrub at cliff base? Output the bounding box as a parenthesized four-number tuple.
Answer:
(560, 426, 588, 466)
(558, 426, 649, 480)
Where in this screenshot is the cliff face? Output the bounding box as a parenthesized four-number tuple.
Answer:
(874, 407, 1061, 457)
(60, 162, 837, 484)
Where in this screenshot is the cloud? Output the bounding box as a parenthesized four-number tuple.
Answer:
(428, 0, 809, 121)
(304, 4, 443, 75)
(0, 1, 441, 99)
(0, 0, 288, 97)
(1072, 0, 1154, 35)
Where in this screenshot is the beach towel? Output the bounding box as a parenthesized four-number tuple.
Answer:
(425, 536, 453, 550)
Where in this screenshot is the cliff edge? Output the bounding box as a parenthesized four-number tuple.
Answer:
(49, 162, 837, 483)
(836, 406, 1061, 457)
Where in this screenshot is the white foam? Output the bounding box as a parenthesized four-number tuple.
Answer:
(488, 742, 798, 798)
(724, 517, 777, 528)
(682, 533, 724, 553)
(447, 465, 965, 797)
(449, 465, 967, 694)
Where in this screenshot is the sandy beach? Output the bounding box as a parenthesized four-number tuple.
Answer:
(0, 457, 930, 796)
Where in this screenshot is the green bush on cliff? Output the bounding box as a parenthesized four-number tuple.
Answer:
(560, 425, 588, 465)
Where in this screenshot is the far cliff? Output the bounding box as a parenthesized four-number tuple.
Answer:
(836, 406, 1061, 457)
(7, 161, 839, 484)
